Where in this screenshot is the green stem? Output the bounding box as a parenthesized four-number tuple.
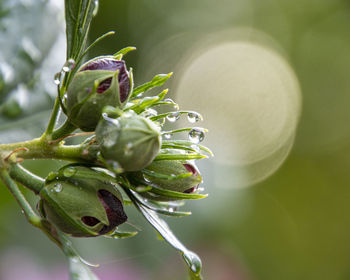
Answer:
(8, 164, 45, 194)
(44, 98, 61, 137)
(0, 168, 62, 248)
(0, 137, 97, 163)
(51, 119, 77, 140)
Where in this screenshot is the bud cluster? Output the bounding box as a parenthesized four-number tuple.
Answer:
(46, 49, 212, 239)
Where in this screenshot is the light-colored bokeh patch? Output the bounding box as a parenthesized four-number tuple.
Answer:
(173, 30, 301, 187)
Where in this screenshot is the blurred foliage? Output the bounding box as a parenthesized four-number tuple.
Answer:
(1, 0, 350, 280)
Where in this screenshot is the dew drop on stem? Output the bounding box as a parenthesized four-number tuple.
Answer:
(188, 128, 205, 144)
(54, 72, 62, 85)
(166, 112, 180, 122)
(163, 133, 172, 140)
(62, 59, 75, 72)
(187, 112, 202, 123)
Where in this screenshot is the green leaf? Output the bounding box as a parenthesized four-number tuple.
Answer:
(106, 229, 138, 239)
(65, 0, 98, 60)
(113, 46, 137, 57)
(162, 140, 214, 156)
(131, 73, 173, 99)
(124, 188, 202, 279)
(148, 185, 208, 200)
(154, 153, 207, 161)
(130, 191, 192, 217)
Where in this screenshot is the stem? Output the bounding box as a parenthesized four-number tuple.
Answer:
(0, 137, 97, 163)
(0, 168, 62, 248)
(44, 98, 61, 137)
(9, 164, 45, 194)
(52, 119, 77, 140)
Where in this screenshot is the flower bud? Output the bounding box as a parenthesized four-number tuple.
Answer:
(96, 112, 162, 172)
(66, 57, 131, 131)
(131, 160, 202, 201)
(39, 165, 127, 237)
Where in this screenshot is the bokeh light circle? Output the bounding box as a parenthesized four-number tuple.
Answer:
(174, 32, 301, 187)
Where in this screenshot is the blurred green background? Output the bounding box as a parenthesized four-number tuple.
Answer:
(1, 0, 350, 279)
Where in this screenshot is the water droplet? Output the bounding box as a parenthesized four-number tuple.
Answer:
(189, 128, 205, 144)
(144, 108, 158, 118)
(164, 98, 175, 103)
(183, 251, 202, 274)
(187, 112, 202, 123)
(107, 160, 124, 174)
(93, 0, 99, 16)
(143, 175, 151, 183)
(170, 174, 176, 178)
(53, 183, 63, 193)
(166, 112, 180, 122)
(63, 167, 77, 178)
(163, 133, 172, 140)
(62, 59, 75, 72)
(164, 98, 180, 110)
(124, 142, 133, 156)
(191, 144, 200, 152)
(168, 208, 174, 213)
(92, 99, 97, 104)
(70, 257, 80, 263)
(54, 72, 62, 85)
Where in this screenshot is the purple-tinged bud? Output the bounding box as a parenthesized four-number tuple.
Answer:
(129, 160, 202, 201)
(39, 165, 127, 237)
(65, 56, 131, 131)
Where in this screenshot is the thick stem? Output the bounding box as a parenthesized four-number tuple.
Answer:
(0, 137, 97, 163)
(9, 164, 45, 194)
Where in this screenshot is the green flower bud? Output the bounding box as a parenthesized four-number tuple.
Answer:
(130, 160, 202, 201)
(96, 112, 161, 172)
(39, 165, 127, 237)
(66, 57, 131, 131)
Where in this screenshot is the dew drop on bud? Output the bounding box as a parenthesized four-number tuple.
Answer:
(189, 128, 205, 144)
(187, 112, 202, 123)
(63, 166, 77, 178)
(53, 183, 63, 193)
(124, 142, 133, 156)
(164, 133, 173, 140)
(54, 72, 62, 85)
(166, 112, 180, 122)
(62, 59, 75, 72)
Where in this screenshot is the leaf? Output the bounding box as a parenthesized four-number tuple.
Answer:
(130, 73, 173, 99)
(154, 153, 207, 161)
(130, 191, 192, 217)
(124, 188, 202, 279)
(113, 46, 137, 57)
(65, 0, 98, 60)
(148, 185, 208, 200)
(106, 229, 138, 239)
